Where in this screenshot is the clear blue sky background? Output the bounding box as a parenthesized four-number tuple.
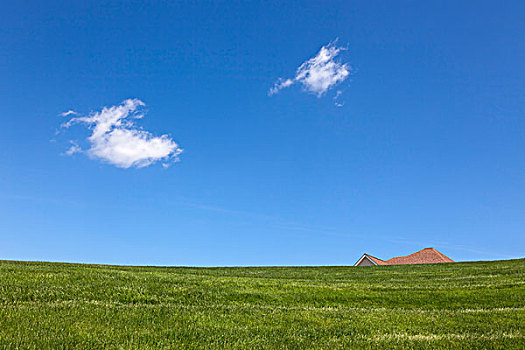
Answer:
(1, 1, 524, 265)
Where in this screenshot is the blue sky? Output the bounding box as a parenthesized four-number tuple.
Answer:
(1, 1, 524, 266)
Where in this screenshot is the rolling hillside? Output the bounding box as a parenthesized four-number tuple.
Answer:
(0, 259, 523, 349)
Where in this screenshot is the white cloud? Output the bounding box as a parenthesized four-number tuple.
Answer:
(333, 90, 344, 107)
(60, 110, 78, 117)
(64, 141, 82, 156)
(269, 41, 350, 97)
(268, 78, 294, 96)
(61, 99, 182, 168)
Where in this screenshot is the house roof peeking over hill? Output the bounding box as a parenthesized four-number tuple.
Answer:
(354, 248, 454, 266)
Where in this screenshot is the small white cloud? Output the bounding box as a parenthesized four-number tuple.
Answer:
(61, 99, 182, 168)
(60, 110, 78, 117)
(333, 90, 344, 107)
(269, 41, 351, 97)
(268, 78, 294, 96)
(64, 141, 82, 156)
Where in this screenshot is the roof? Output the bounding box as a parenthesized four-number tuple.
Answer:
(384, 248, 454, 265)
(355, 248, 454, 266)
(364, 254, 388, 265)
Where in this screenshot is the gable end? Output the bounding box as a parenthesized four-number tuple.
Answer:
(354, 254, 378, 266)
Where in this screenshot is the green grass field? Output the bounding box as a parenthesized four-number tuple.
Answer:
(0, 259, 523, 349)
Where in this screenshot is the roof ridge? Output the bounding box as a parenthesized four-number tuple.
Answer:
(385, 248, 429, 262)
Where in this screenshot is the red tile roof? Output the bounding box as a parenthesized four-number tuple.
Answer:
(360, 248, 454, 266)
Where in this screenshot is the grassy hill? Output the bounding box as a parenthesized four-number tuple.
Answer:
(0, 259, 523, 349)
